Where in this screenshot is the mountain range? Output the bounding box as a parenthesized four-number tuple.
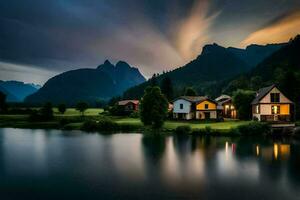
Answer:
(123, 42, 285, 99)
(25, 61, 145, 105)
(18, 36, 299, 105)
(0, 81, 41, 102)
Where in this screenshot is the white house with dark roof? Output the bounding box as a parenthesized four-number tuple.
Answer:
(173, 96, 218, 120)
(251, 85, 294, 122)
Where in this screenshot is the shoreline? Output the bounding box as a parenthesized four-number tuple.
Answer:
(0, 114, 298, 138)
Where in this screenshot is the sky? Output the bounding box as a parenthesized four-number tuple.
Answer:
(1, 0, 300, 84)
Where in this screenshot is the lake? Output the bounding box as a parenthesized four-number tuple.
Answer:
(0, 128, 299, 199)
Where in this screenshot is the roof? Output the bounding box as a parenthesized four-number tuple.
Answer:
(118, 100, 139, 106)
(215, 95, 231, 102)
(251, 85, 276, 105)
(173, 96, 217, 105)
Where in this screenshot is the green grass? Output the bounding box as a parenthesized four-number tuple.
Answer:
(0, 109, 252, 133)
(115, 117, 251, 131)
(53, 108, 104, 116)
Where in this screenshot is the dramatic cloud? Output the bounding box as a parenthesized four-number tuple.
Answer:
(241, 10, 300, 47)
(174, 0, 219, 61)
(0, 0, 300, 84)
(0, 61, 57, 84)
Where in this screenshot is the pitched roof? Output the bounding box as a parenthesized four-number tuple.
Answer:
(251, 85, 276, 105)
(173, 96, 217, 104)
(118, 100, 139, 106)
(215, 95, 231, 102)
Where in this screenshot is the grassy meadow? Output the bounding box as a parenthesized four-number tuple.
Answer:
(0, 107, 254, 133)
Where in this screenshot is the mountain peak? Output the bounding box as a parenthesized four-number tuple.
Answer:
(116, 61, 131, 68)
(201, 43, 225, 55)
(104, 59, 112, 65)
(97, 60, 114, 70)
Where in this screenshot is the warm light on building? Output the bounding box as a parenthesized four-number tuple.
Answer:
(274, 143, 278, 160)
(256, 145, 260, 156)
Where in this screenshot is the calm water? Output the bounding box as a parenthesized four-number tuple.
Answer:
(0, 129, 300, 199)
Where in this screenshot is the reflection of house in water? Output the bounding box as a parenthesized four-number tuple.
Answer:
(255, 143, 290, 160)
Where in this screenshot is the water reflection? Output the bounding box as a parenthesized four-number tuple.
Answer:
(0, 129, 299, 199)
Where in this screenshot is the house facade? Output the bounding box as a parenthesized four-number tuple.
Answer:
(173, 98, 194, 120)
(173, 96, 218, 120)
(251, 85, 294, 122)
(215, 95, 237, 119)
(118, 100, 139, 113)
(196, 99, 218, 120)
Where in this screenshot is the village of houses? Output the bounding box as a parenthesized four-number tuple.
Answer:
(118, 85, 295, 127)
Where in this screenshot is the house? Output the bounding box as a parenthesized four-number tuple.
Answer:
(118, 100, 139, 113)
(195, 97, 218, 120)
(173, 96, 218, 120)
(215, 95, 237, 119)
(251, 85, 294, 122)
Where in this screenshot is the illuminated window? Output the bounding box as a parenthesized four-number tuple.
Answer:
(270, 93, 280, 103)
(256, 105, 259, 114)
(205, 104, 209, 109)
(272, 105, 280, 114)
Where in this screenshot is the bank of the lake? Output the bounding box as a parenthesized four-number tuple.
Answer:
(0, 114, 250, 133)
(0, 108, 298, 136)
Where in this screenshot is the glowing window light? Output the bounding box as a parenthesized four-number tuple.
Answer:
(274, 143, 279, 160)
(256, 145, 260, 156)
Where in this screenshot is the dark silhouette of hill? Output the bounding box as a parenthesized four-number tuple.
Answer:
(123, 42, 284, 99)
(0, 81, 40, 102)
(25, 60, 145, 105)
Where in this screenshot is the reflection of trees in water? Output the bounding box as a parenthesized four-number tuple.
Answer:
(172, 134, 190, 156)
(141, 134, 166, 162)
(286, 144, 300, 188)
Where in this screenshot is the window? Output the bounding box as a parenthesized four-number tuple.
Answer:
(256, 105, 260, 114)
(270, 93, 280, 103)
(180, 104, 183, 109)
(272, 105, 280, 114)
(205, 104, 209, 109)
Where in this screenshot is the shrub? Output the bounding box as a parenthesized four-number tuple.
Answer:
(129, 111, 140, 118)
(236, 122, 270, 135)
(175, 125, 191, 134)
(205, 126, 212, 134)
(81, 120, 99, 132)
(97, 118, 119, 131)
(81, 118, 120, 132)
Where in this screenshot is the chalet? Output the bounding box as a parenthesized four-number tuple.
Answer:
(173, 96, 218, 120)
(118, 100, 139, 113)
(215, 95, 237, 119)
(195, 97, 218, 120)
(251, 85, 294, 122)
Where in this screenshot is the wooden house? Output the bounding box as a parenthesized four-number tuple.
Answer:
(118, 100, 139, 113)
(251, 85, 294, 122)
(215, 95, 237, 119)
(173, 96, 218, 120)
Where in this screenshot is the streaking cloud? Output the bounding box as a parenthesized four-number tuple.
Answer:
(174, 0, 219, 61)
(241, 10, 300, 47)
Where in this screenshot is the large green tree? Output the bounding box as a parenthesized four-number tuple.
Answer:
(140, 86, 168, 128)
(76, 101, 89, 117)
(58, 103, 67, 114)
(40, 102, 54, 120)
(160, 77, 173, 101)
(277, 70, 300, 119)
(232, 90, 256, 120)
